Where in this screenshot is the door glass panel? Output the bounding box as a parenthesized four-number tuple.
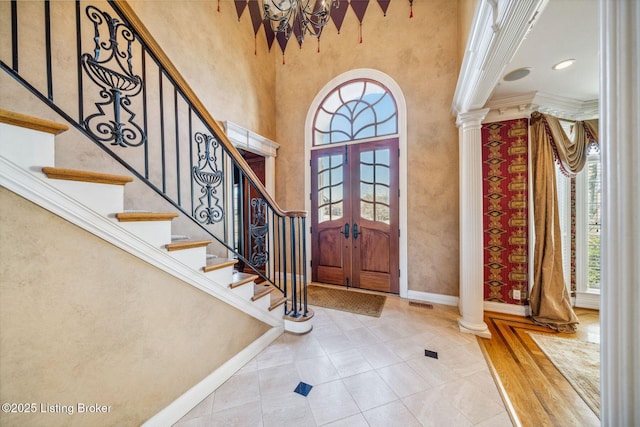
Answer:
(316, 153, 343, 223)
(359, 148, 392, 224)
(376, 205, 390, 224)
(361, 200, 374, 221)
(375, 165, 389, 184)
(360, 183, 374, 202)
(375, 184, 389, 201)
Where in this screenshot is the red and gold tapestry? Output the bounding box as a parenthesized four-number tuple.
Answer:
(482, 119, 529, 305)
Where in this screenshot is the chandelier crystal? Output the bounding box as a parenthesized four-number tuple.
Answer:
(261, 0, 339, 43)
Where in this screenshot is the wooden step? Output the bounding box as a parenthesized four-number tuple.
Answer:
(42, 167, 133, 185)
(165, 240, 211, 252)
(252, 284, 274, 302)
(202, 258, 238, 273)
(115, 212, 178, 222)
(269, 294, 287, 311)
(0, 109, 68, 135)
(229, 272, 258, 289)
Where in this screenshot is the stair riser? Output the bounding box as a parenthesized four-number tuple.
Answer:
(118, 221, 173, 248)
(252, 295, 270, 312)
(47, 180, 124, 216)
(167, 247, 207, 271)
(203, 267, 235, 287)
(230, 283, 255, 301)
(0, 123, 55, 172)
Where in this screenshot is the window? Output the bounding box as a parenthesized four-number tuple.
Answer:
(313, 79, 397, 146)
(557, 122, 601, 307)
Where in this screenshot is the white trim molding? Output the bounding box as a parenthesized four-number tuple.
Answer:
(484, 301, 530, 317)
(574, 292, 600, 310)
(452, 0, 549, 115)
(142, 326, 282, 426)
(407, 290, 459, 307)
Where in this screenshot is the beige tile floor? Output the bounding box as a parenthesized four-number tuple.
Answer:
(175, 296, 512, 427)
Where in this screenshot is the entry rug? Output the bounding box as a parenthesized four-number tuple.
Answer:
(528, 332, 600, 418)
(307, 284, 386, 317)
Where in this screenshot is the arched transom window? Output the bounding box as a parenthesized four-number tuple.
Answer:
(313, 79, 398, 146)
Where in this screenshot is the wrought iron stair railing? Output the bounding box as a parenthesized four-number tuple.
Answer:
(1, 0, 309, 319)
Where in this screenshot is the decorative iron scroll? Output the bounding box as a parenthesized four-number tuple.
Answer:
(193, 132, 224, 224)
(250, 197, 268, 267)
(81, 5, 145, 147)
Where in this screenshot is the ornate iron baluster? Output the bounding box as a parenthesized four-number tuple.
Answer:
(250, 197, 268, 267)
(192, 132, 224, 224)
(81, 5, 145, 147)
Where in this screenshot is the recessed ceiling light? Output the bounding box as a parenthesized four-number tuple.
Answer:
(552, 59, 576, 70)
(503, 67, 531, 82)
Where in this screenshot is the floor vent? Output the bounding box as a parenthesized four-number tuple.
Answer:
(409, 301, 434, 309)
(425, 349, 439, 359)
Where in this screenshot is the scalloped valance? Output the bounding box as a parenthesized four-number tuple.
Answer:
(530, 111, 599, 177)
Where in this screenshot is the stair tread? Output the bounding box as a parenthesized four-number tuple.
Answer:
(203, 258, 238, 273)
(42, 167, 133, 185)
(229, 272, 258, 289)
(116, 212, 178, 222)
(252, 284, 274, 302)
(0, 109, 68, 135)
(165, 240, 211, 251)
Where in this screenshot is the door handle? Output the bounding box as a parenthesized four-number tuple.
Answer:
(352, 223, 360, 239)
(341, 223, 350, 238)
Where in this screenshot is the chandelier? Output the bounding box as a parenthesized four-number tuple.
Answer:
(261, 0, 339, 43)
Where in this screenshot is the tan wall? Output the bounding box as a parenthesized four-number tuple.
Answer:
(274, 1, 461, 296)
(0, 187, 271, 426)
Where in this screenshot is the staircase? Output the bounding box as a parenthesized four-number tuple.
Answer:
(0, 109, 299, 330)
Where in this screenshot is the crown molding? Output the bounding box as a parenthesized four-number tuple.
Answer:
(452, 0, 550, 115)
(483, 91, 599, 123)
(222, 121, 280, 158)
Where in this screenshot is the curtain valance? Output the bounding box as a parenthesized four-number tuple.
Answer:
(530, 112, 599, 177)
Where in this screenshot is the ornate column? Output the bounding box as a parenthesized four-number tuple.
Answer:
(600, 0, 640, 424)
(457, 109, 491, 338)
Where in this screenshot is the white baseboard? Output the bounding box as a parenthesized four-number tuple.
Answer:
(407, 290, 459, 307)
(142, 326, 283, 427)
(484, 300, 530, 316)
(575, 292, 600, 310)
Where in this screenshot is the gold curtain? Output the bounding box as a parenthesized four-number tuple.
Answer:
(529, 112, 598, 332)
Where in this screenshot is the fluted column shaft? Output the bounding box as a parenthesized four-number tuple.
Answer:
(456, 109, 491, 338)
(600, 0, 640, 424)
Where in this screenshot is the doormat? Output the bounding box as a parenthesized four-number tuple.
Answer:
(307, 284, 386, 317)
(528, 332, 600, 418)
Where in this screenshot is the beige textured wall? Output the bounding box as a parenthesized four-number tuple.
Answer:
(127, 0, 277, 140)
(274, 1, 461, 296)
(0, 187, 270, 427)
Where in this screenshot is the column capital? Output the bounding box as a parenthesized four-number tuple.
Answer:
(456, 108, 490, 128)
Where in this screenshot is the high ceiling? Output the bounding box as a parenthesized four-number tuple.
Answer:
(489, 0, 599, 103)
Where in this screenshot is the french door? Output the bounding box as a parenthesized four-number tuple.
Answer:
(311, 138, 399, 293)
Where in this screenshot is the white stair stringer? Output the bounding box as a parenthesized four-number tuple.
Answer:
(0, 155, 281, 328)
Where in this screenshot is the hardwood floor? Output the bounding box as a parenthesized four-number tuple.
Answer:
(477, 308, 600, 427)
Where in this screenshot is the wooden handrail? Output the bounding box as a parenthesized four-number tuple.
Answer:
(112, 1, 305, 218)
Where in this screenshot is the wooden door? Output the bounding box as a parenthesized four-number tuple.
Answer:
(311, 139, 399, 293)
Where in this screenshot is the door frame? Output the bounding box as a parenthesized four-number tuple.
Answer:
(304, 69, 408, 297)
